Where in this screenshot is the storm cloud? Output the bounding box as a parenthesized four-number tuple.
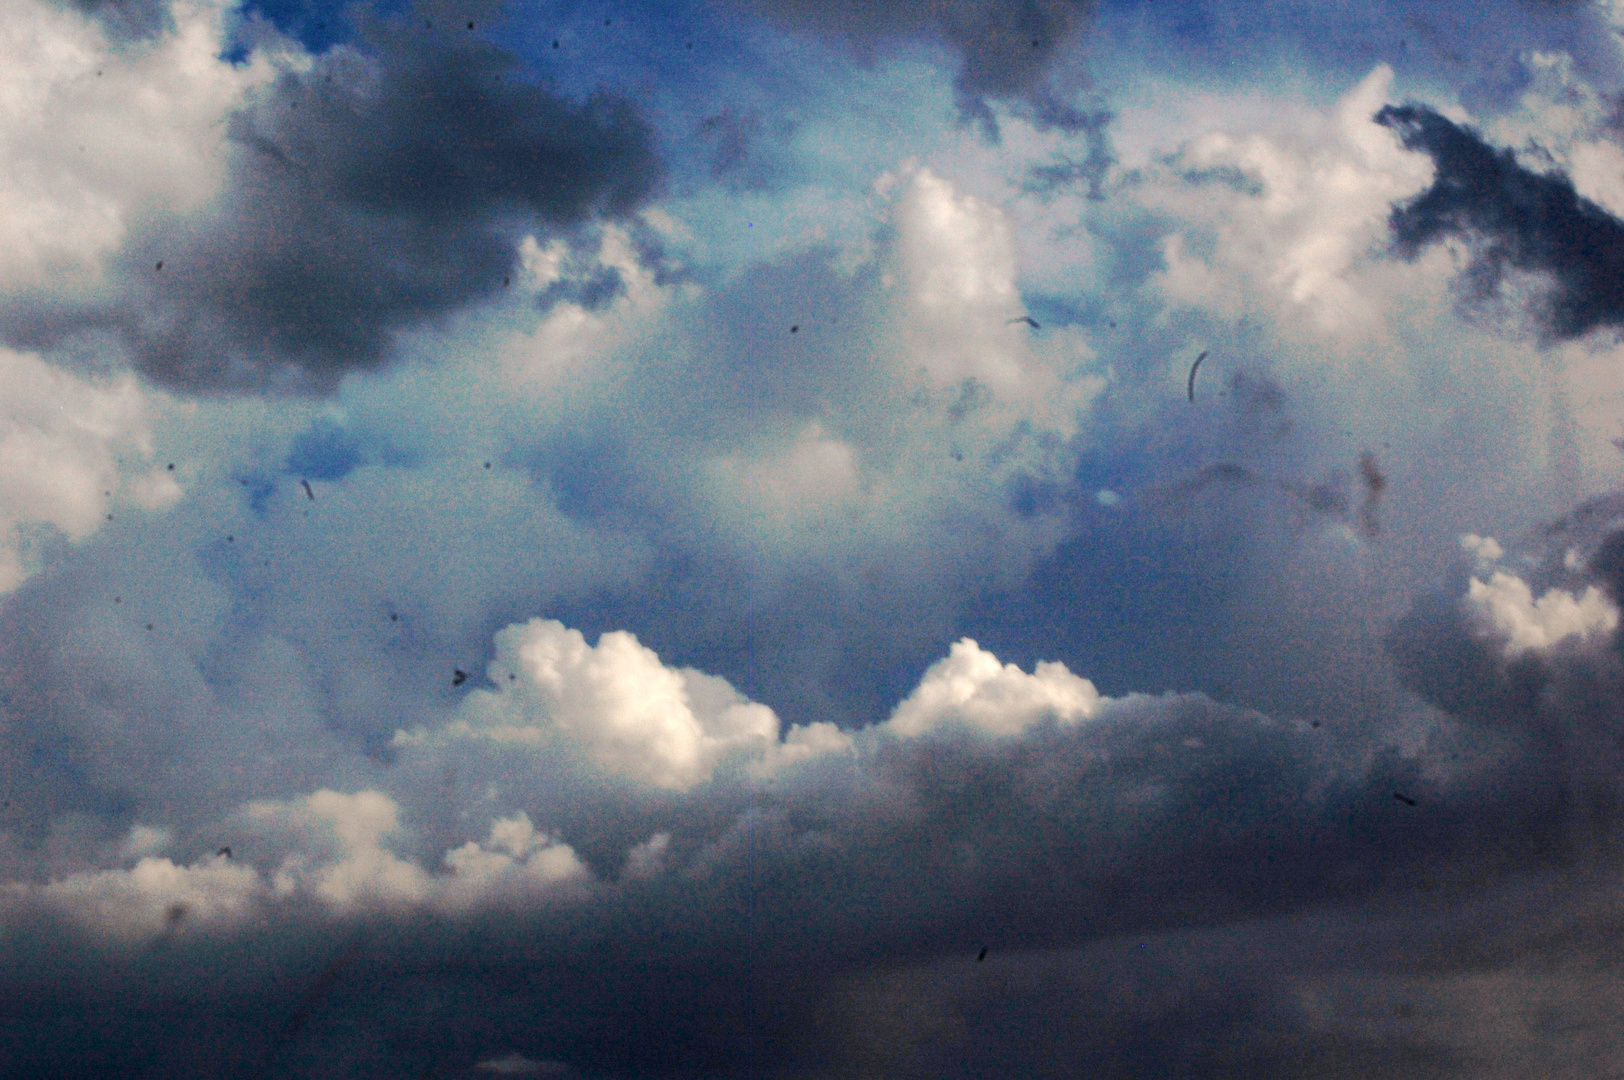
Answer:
(1377, 102, 1624, 342)
(8, 7, 663, 394)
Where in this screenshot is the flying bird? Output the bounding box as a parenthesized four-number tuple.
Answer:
(218, 846, 232, 859)
(1187, 350, 1209, 402)
(452, 669, 468, 687)
(1393, 792, 1417, 807)
(300, 479, 315, 501)
(1006, 316, 1040, 329)
(977, 946, 988, 962)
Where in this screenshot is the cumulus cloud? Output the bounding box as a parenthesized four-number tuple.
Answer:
(1463, 570, 1617, 658)
(36, 851, 262, 944)
(1146, 64, 1435, 338)
(398, 618, 780, 790)
(886, 637, 1100, 736)
(0, 345, 174, 594)
(0, 0, 664, 394)
(0, 589, 1604, 1076)
(12, 5, 1624, 1075)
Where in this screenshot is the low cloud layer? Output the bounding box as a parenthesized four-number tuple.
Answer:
(0, 620, 1552, 1077)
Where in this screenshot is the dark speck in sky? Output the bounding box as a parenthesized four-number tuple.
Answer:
(453, 669, 468, 686)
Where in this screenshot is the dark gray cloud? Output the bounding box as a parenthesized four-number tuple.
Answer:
(1376, 103, 1624, 342)
(738, 0, 1096, 140)
(1388, 489, 1624, 852)
(0, 678, 1561, 1078)
(11, 12, 663, 395)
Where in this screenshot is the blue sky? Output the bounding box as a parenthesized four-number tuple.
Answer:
(6, 0, 1624, 1075)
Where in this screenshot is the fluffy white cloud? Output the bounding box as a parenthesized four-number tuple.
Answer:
(881, 163, 1101, 433)
(1144, 64, 1435, 341)
(397, 619, 780, 790)
(247, 789, 430, 911)
(1463, 570, 1618, 658)
(0, 345, 175, 593)
(0, 0, 272, 294)
(1461, 532, 1506, 570)
(438, 812, 592, 912)
(886, 637, 1102, 737)
(35, 851, 262, 944)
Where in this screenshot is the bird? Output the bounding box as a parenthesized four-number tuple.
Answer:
(452, 669, 468, 687)
(300, 479, 315, 501)
(1393, 792, 1417, 807)
(977, 946, 988, 962)
(1187, 350, 1208, 402)
(218, 846, 232, 859)
(1006, 316, 1040, 329)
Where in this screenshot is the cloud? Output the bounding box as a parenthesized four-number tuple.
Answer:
(397, 618, 780, 791)
(885, 637, 1100, 736)
(1463, 570, 1617, 658)
(0, 592, 1601, 1075)
(0, 0, 260, 296)
(0, 345, 174, 595)
(1, 1, 665, 394)
(738, 0, 1097, 139)
(1376, 101, 1624, 342)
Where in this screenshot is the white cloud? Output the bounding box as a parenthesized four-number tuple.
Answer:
(247, 789, 430, 911)
(118, 825, 171, 859)
(882, 164, 1101, 432)
(752, 720, 855, 776)
(0, 0, 274, 294)
(1145, 64, 1435, 341)
(620, 831, 672, 880)
(886, 637, 1102, 737)
(397, 619, 780, 790)
(1463, 571, 1619, 658)
(37, 852, 262, 944)
(1461, 533, 1506, 570)
(438, 812, 592, 912)
(0, 345, 175, 593)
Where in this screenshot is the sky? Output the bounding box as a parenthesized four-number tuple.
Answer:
(8, 0, 1624, 1075)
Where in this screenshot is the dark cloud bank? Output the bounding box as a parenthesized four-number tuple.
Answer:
(8, 485, 1624, 1075)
